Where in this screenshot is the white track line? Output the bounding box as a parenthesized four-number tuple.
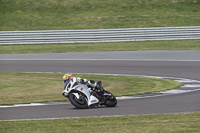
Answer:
(0, 73, 200, 108)
(1, 59, 200, 62)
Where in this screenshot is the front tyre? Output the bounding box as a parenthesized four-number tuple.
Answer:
(68, 93, 88, 109)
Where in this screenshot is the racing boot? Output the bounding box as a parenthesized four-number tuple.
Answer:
(96, 81, 105, 95)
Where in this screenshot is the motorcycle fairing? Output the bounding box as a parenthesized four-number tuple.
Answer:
(63, 82, 99, 106)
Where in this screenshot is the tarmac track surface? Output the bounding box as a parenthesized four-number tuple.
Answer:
(0, 51, 200, 120)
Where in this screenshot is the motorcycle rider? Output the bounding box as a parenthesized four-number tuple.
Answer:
(63, 73, 104, 93)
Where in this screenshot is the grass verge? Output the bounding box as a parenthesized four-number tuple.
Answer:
(0, 40, 200, 54)
(0, 0, 200, 31)
(0, 72, 182, 105)
(0, 112, 200, 133)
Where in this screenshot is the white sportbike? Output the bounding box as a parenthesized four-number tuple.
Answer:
(62, 79, 117, 109)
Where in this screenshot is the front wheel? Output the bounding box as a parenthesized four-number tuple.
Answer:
(68, 93, 88, 109)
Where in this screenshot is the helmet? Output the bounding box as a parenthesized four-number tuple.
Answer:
(63, 73, 73, 80)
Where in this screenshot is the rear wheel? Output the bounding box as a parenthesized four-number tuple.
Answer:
(104, 91, 117, 107)
(68, 93, 88, 109)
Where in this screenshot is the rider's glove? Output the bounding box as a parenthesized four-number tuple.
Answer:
(83, 79, 87, 83)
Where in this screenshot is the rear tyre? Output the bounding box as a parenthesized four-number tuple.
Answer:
(104, 92, 117, 107)
(68, 93, 88, 109)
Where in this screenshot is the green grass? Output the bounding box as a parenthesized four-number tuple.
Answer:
(1, 0, 199, 54)
(1, 40, 200, 54)
(0, 72, 182, 105)
(0, 0, 200, 31)
(0, 112, 200, 133)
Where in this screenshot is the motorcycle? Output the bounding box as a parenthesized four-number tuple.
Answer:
(62, 78, 117, 109)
